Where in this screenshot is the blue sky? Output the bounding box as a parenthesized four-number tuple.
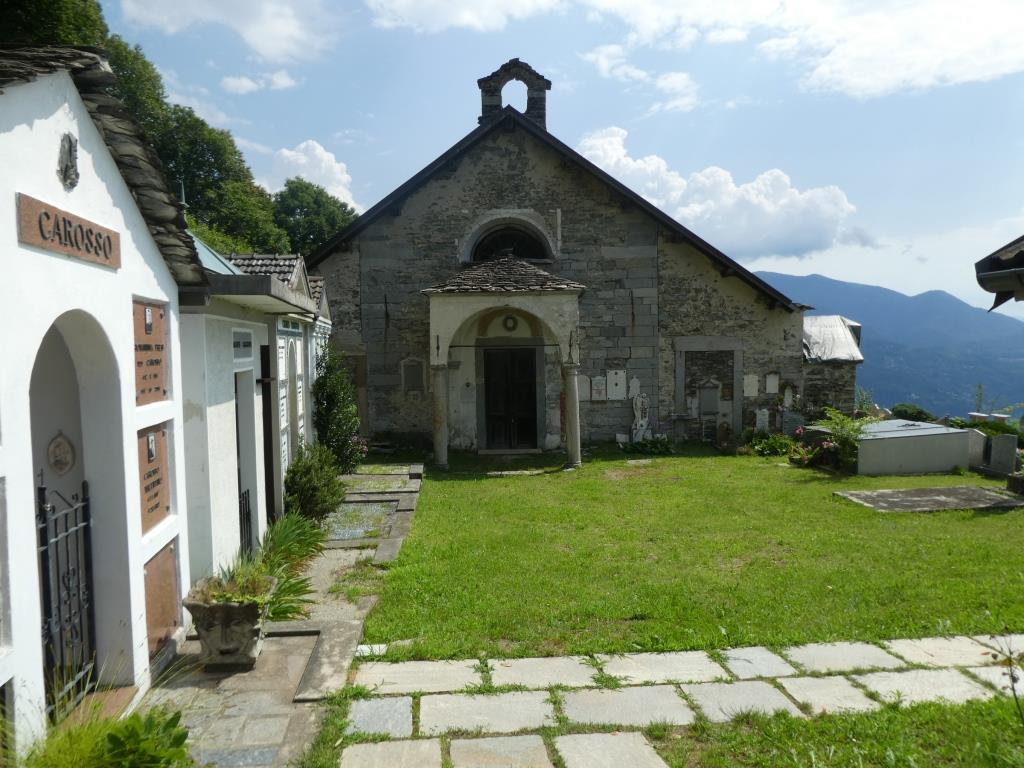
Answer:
(102, 0, 1024, 317)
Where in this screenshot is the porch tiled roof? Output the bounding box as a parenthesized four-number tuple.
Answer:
(423, 257, 585, 294)
(229, 253, 300, 283)
(308, 275, 325, 306)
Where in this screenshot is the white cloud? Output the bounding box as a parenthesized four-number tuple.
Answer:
(161, 68, 242, 126)
(259, 140, 362, 211)
(235, 137, 273, 155)
(746, 212, 1024, 320)
(365, 0, 563, 32)
(221, 75, 262, 95)
(580, 44, 648, 81)
(220, 69, 299, 94)
(362, 0, 1024, 98)
(578, 126, 855, 258)
(650, 71, 699, 113)
(120, 0, 338, 62)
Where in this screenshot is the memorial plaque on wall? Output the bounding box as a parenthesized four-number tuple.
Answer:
(17, 193, 121, 269)
(138, 423, 170, 534)
(144, 539, 180, 657)
(607, 370, 627, 400)
(134, 300, 167, 405)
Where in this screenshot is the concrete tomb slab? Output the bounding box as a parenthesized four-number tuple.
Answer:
(966, 665, 1023, 696)
(561, 685, 694, 726)
(419, 691, 556, 735)
(555, 732, 668, 768)
(355, 644, 389, 658)
(855, 668, 993, 706)
(490, 656, 596, 688)
(340, 738, 442, 768)
(784, 641, 904, 673)
(681, 680, 803, 723)
(972, 634, 1024, 655)
(450, 735, 553, 767)
(779, 676, 880, 714)
(835, 487, 1024, 513)
(353, 660, 480, 694)
(884, 636, 993, 668)
(598, 651, 725, 684)
(345, 696, 413, 738)
(722, 647, 797, 679)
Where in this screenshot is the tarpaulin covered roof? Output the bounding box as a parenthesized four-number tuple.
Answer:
(803, 315, 864, 363)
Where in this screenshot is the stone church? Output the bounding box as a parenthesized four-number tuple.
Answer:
(310, 59, 860, 466)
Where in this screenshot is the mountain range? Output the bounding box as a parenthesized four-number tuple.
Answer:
(756, 272, 1024, 418)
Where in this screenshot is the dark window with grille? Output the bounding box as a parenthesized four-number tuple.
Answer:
(472, 226, 547, 262)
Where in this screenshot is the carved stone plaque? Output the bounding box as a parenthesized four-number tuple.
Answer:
(138, 423, 170, 533)
(47, 432, 76, 476)
(607, 370, 627, 400)
(134, 300, 167, 405)
(591, 376, 607, 401)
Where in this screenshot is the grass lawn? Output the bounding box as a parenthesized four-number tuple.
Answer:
(361, 446, 1024, 659)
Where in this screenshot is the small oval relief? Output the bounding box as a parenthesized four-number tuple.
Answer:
(47, 431, 76, 476)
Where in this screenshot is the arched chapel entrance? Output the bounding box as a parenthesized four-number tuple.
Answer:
(29, 311, 130, 714)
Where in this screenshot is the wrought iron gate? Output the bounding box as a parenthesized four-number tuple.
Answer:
(36, 481, 95, 716)
(239, 488, 253, 555)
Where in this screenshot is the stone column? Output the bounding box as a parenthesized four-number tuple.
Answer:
(431, 364, 449, 469)
(563, 363, 582, 467)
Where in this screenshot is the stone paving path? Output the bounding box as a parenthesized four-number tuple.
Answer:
(341, 633, 1022, 767)
(143, 463, 424, 767)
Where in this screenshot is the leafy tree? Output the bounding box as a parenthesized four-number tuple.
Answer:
(890, 403, 936, 422)
(186, 214, 252, 256)
(312, 346, 365, 473)
(213, 180, 291, 253)
(1, 0, 108, 46)
(104, 35, 167, 139)
(273, 178, 356, 257)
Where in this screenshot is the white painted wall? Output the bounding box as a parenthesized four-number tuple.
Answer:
(858, 432, 970, 476)
(180, 310, 268, 580)
(0, 72, 191, 745)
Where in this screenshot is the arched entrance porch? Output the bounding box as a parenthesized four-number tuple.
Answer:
(423, 258, 585, 468)
(29, 310, 130, 714)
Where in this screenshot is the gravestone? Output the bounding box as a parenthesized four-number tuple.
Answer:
(628, 376, 641, 398)
(755, 408, 770, 432)
(592, 376, 607, 401)
(578, 374, 591, 402)
(967, 429, 986, 469)
(989, 434, 1019, 475)
(743, 374, 758, 398)
(607, 370, 627, 400)
(782, 411, 805, 435)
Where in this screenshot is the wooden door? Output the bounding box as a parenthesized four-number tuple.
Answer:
(484, 348, 538, 449)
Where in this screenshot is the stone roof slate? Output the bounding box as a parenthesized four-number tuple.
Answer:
(229, 253, 301, 283)
(308, 275, 325, 306)
(0, 46, 205, 286)
(423, 256, 585, 294)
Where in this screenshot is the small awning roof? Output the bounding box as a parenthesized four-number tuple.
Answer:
(976, 233, 1024, 309)
(803, 315, 864, 363)
(423, 256, 585, 294)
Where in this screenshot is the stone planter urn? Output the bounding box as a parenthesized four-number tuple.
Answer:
(184, 579, 274, 669)
(1008, 473, 1024, 496)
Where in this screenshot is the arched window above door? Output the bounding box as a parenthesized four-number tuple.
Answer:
(471, 226, 549, 263)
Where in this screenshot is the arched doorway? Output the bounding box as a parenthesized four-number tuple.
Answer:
(29, 311, 127, 714)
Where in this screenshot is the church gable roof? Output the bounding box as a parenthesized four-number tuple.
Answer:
(310, 107, 798, 312)
(423, 256, 585, 294)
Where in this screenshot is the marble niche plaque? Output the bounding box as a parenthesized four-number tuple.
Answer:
(592, 376, 607, 401)
(607, 370, 627, 400)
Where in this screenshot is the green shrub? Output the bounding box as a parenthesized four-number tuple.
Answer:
(259, 514, 326, 621)
(811, 407, 877, 470)
(970, 419, 1024, 448)
(23, 707, 193, 768)
(891, 402, 936, 422)
(750, 432, 797, 457)
(311, 346, 366, 473)
(284, 443, 346, 522)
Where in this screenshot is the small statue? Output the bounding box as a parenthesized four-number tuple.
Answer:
(632, 391, 652, 442)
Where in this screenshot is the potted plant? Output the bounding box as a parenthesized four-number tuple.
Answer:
(183, 557, 275, 669)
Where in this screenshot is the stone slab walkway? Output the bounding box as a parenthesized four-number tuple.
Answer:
(340, 632, 1024, 766)
(836, 486, 1024, 512)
